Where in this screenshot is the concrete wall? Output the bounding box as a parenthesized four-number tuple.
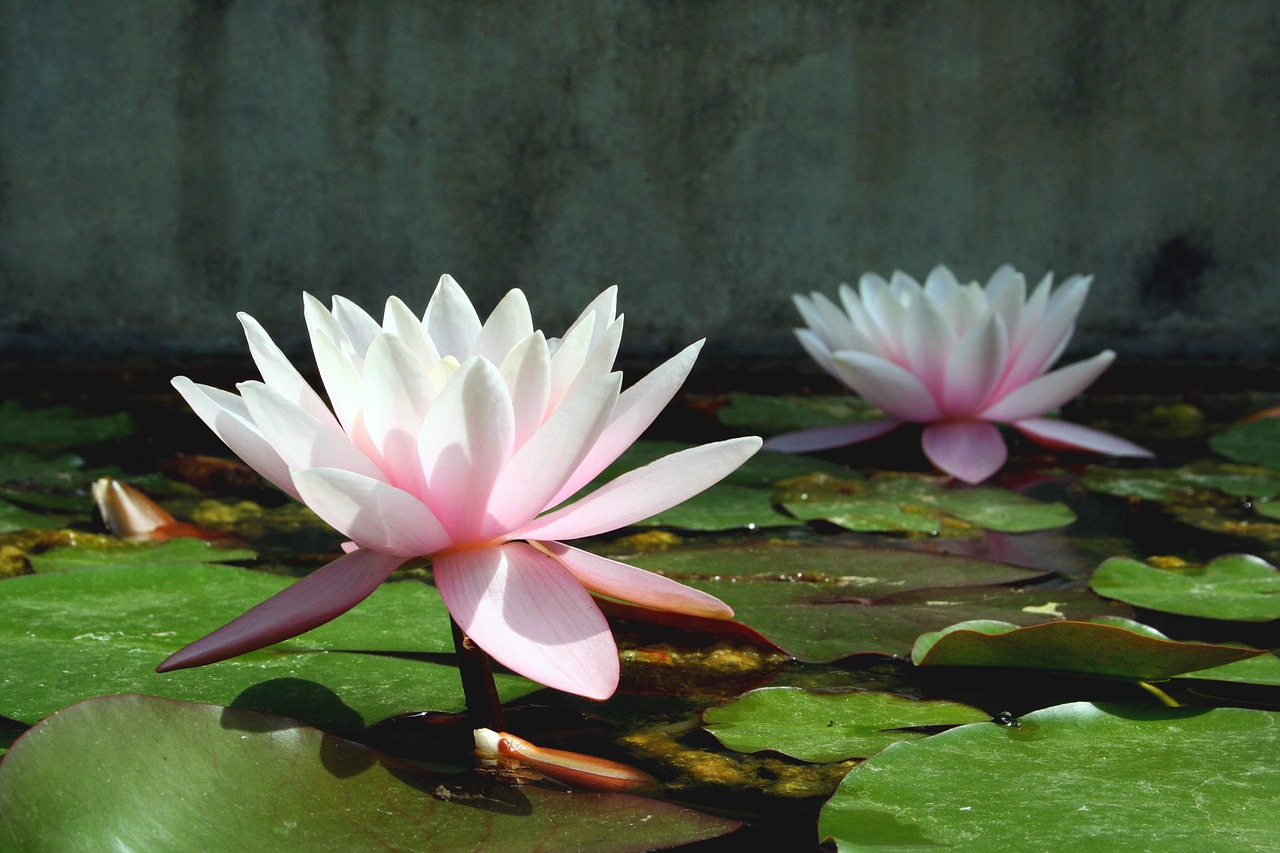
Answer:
(1, 0, 1278, 366)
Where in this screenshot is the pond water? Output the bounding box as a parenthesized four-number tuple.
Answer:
(0, 364, 1278, 851)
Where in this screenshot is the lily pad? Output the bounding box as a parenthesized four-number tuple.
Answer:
(0, 401, 134, 449)
(626, 544, 1124, 661)
(910, 617, 1263, 680)
(0, 498, 66, 533)
(818, 702, 1280, 851)
(1082, 462, 1280, 502)
(0, 562, 536, 732)
(717, 393, 882, 434)
(702, 687, 990, 762)
(0, 695, 738, 853)
(1178, 651, 1280, 685)
(1209, 418, 1280, 470)
(779, 473, 1075, 534)
(1090, 554, 1280, 621)
(28, 538, 258, 572)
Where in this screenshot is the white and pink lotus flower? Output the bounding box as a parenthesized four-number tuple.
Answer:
(158, 277, 761, 700)
(767, 265, 1152, 484)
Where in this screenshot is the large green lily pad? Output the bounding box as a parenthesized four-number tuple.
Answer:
(717, 393, 882, 434)
(0, 401, 134, 450)
(1090, 554, 1280, 622)
(911, 617, 1263, 680)
(0, 561, 535, 732)
(1082, 462, 1280, 503)
(1209, 418, 1280, 470)
(779, 472, 1075, 534)
(819, 702, 1280, 851)
(0, 695, 738, 852)
(28, 538, 259, 572)
(626, 544, 1126, 661)
(702, 687, 990, 762)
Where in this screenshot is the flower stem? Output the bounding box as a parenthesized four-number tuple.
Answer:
(451, 617, 505, 732)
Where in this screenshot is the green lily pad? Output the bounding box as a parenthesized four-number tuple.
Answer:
(28, 538, 259, 572)
(910, 617, 1263, 680)
(627, 544, 1124, 661)
(1082, 462, 1280, 502)
(0, 401, 134, 449)
(0, 695, 738, 853)
(717, 393, 882, 434)
(1178, 651, 1280, 685)
(780, 473, 1075, 534)
(702, 687, 990, 762)
(0, 498, 66, 533)
(818, 702, 1280, 851)
(0, 562, 535, 732)
(1209, 418, 1280, 470)
(1090, 554, 1280, 621)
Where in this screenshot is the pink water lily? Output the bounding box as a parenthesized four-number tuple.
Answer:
(766, 265, 1151, 484)
(157, 276, 761, 700)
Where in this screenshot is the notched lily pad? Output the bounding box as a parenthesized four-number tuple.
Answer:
(1090, 554, 1280, 622)
(911, 617, 1263, 680)
(779, 472, 1075, 535)
(1209, 418, 1280, 471)
(703, 687, 990, 762)
(819, 702, 1280, 852)
(0, 695, 738, 853)
(0, 401, 134, 450)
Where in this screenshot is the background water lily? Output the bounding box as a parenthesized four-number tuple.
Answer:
(767, 265, 1152, 484)
(157, 276, 761, 700)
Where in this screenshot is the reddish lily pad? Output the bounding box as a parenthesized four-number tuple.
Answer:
(911, 617, 1264, 680)
(703, 687, 990, 762)
(0, 695, 738, 852)
(626, 544, 1124, 661)
(819, 702, 1280, 851)
(1089, 554, 1280, 622)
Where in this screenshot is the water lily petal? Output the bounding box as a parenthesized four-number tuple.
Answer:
(485, 371, 621, 536)
(171, 378, 300, 500)
(942, 312, 1008, 416)
(238, 313, 337, 429)
(559, 286, 618, 351)
(473, 289, 535, 364)
(981, 350, 1115, 422)
(859, 274, 908, 362)
(830, 351, 942, 421)
(155, 547, 406, 672)
(546, 312, 595, 410)
(331, 295, 383, 357)
(423, 274, 482, 359)
(561, 316, 624, 404)
(547, 340, 702, 506)
(362, 334, 435, 495)
(922, 420, 1008, 484)
(433, 542, 618, 700)
(762, 418, 902, 452)
(499, 332, 552, 447)
(795, 328, 840, 378)
(901, 287, 954, 393)
(239, 381, 386, 482)
(516, 436, 762, 541)
(1012, 417, 1154, 458)
(308, 311, 364, 438)
(544, 541, 733, 619)
(417, 357, 514, 541)
(382, 295, 441, 366)
(998, 274, 1091, 393)
(293, 467, 451, 555)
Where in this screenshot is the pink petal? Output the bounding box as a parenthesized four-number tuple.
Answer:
(830, 351, 942, 422)
(544, 542, 732, 619)
(762, 418, 902, 453)
(484, 371, 621, 536)
(238, 312, 338, 429)
(382, 296, 441, 366)
(361, 334, 435, 496)
(901, 289, 953, 393)
(1012, 417, 1154, 458)
(516, 436, 762, 541)
(292, 467, 452, 556)
(171, 378, 300, 500)
(981, 350, 1115, 423)
(941, 312, 1008, 416)
(432, 542, 618, 700)
(423, 274, 482, 360)
(155, 547, 406, 672)
(473, 289, 535, 364)
(416, 357, 514, 541)
(498, 332, 552, 447)
(921, 421, 1009, 484)
(547, 340, 702, 507)
(307, 315, 365, 437)
(996, 275, 1091, 394)
(238, 381, 385, 483)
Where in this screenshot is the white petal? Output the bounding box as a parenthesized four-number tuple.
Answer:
(516, 437, 761, 541)
(417, 357, 514, 542)
(293, 467, 452, 555)
(941, 312, 1008, 416)
(830, 351, 942, 422)
(382, 296, 441, 366)
(362, 334, 435, 496)
(981, 350, 1115, 423)
(499, 332, 552, 447)
(544, 541, 733, 619)
(900, 287, 953, 393)
(473, 289, 535, 363)
(547, 311, 595, 409)
(238, 381, 386, 482)
(171, 378, 300, 500)
(560, 286, 619, 349)
(423, 274, 482, 359)
(307, 306, 364, 436)
(433, 542, 618, 700)
(561, 316, 624, 403)
(238, 313, 337, 429)
(998, 274, 1091, 393)
(331, 295, 382, 357)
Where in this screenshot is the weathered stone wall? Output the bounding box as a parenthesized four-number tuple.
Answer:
(1, 0, 1277, 365)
